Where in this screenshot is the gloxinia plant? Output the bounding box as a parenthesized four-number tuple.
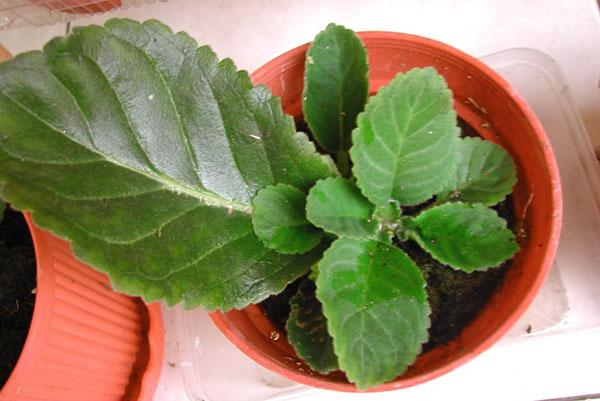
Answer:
(0, 20, 518, 389)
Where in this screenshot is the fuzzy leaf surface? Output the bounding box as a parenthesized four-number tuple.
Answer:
(351, 67, 460, 206)
(306, 177, 377, 240)
(303, 23, 368, 155)
(404, 202, 519, 272)
(0, 19, 335, 309)
(316, 237, 430, 389)
(286, 279, 338, 374)
(252, 184, 322, 254)
(438, 137, 516, 206)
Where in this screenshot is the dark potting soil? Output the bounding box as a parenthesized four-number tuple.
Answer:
(260, 274, 306, 331)
(260, 118, 514, 354)
(0, 207, 36, 388)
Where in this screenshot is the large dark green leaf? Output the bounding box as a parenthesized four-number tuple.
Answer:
(251, 184, 322, 254)
(286, 279, 338, 374)
(438, 137, 516, 206)
(316, 237, 430, 389)
(350, 67, 460, 206)
(306, 177, 377, 240)
(303, 23, 368, 161)
(0, 19, 335, 309)
(403, 202, 519, 272)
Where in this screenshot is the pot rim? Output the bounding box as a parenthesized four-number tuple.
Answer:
(213, 30, 562, 392)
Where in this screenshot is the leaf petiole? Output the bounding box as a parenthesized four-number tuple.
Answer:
(336, 149, 351, 178)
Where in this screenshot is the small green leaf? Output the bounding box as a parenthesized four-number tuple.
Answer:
(404, 202, 519, 272)
(286, 279, 338, 374)
(373, 201, 401, 222)
(350, 67, 460, 206)
(438, 137, 517, 206)
(303, 23, 368, 160)
(306, 177, 377, 240)
(316, 238, 430, 390)
(252, 184, 322, 254)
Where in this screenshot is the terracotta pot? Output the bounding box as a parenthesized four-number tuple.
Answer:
(210, 32, 562, 392)
(31, 0, 121, 14)
(0, 214, 164, 401)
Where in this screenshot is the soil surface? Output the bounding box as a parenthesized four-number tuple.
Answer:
(0, 207, 36, 388)
(260, 118, 514, 353)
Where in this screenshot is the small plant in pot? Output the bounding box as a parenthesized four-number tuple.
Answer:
(0, 19, 560, 391)
(249, 24, 519, 389)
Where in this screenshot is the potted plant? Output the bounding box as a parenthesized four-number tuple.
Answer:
(0, 19, 561, 391)
(0, 40, 163, 401)
(212, 25, 562, 391)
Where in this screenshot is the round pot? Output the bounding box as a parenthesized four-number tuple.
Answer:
(31, 0, 121, 14)
(210, 32, 562, 392)
(0, 213, 164, 401)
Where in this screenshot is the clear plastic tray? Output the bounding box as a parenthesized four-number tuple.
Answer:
(0, 0, 167, 29)
(173, 48, 600, 401)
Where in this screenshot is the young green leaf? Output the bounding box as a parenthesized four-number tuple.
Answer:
(316, 238, 430, 390)
(303, 23, 368, 161)
(306, 177, 377, 240)
(438, 137, 517, 206)
(403, 202, 519, 272)
(252, 184, 322, 254)
(0, 19, 335, 309)
(286, 279, 338, 374)
(350, 67, 460, 207)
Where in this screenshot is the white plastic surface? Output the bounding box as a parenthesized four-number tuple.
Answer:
(173, 48, 600, 401)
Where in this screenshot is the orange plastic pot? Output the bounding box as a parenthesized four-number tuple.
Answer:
(0, 214, 164, 401)
(32, 0, 121, 14)
(210, 32, 562, 392)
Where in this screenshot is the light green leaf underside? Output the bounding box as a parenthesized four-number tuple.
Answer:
(404, 202, 519, 272)
(306, 177, 377, 240)
(252, 184, 322, 255)
(303, 23, 368, 154)
(316, 237, 430, 390)
(350, 67, 460, 207)
(286, 279, 338, 374)
(0, 18, 334, 309)
(438, 137, 517, 206)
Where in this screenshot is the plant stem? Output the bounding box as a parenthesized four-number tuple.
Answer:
(337, 150, 351, 178)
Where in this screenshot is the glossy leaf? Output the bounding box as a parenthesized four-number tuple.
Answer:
(0, 19, 335, 309)
(350, 67, 460, 206)
(252, 184, 322, 254)
(306, 177, 377, 240)
(303, 23, 368, 157)
(404, 202, 519, 272)
(316, 237, 430, 389)
(286, 279, 338, 374)
(438, 137, 517, 206)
